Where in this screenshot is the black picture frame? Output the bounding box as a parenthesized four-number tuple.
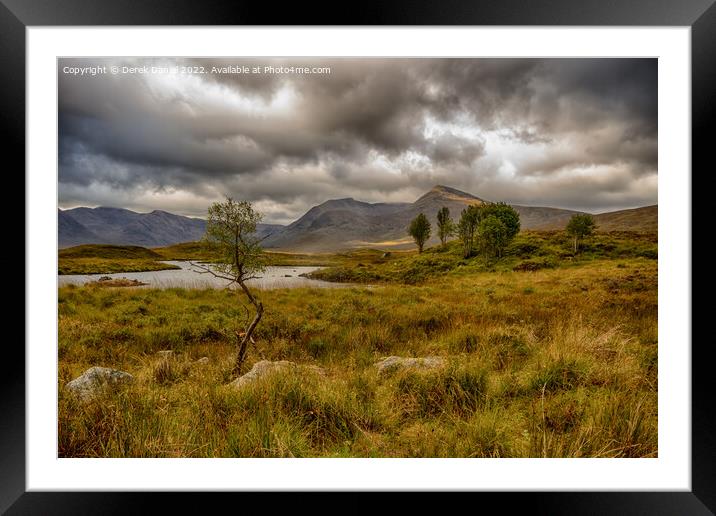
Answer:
(3, 0, 710, 512)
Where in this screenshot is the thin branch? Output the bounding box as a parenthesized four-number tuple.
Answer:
(189, 261, 263, 284)
(189, 261, 237, 282)
(235, 300, 251, 326)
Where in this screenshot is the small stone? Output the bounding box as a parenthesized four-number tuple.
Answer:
(374, 356, 446, 376)
(196, 357, 210, 364)
(156, 350, 174, 358)
(65, 366, 134, 401)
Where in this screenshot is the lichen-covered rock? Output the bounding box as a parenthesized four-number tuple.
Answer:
(65, 366, 134, 400)
(229, 360, 325, 388)
(374, 356, 446, 376)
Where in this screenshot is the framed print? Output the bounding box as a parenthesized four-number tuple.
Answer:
(4, 0, 712, 512)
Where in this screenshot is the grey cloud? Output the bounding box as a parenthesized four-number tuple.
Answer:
(58, 57, 657, 220)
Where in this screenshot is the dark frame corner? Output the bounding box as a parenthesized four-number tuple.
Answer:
(4, 0, 712, 513)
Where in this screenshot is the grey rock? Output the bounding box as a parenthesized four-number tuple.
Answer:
(65, 366, 134, 400)
(229, 360, 325, 388)
(374, 356, 446, 376)
(195, 357, 210, 364)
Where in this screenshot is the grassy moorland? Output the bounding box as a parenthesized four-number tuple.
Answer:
(58, 231, 657, 458)
(307, 230, 657, 284)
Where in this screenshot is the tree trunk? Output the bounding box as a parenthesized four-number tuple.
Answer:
(573, 236, 578, 253)
(233, 280, 264, 376)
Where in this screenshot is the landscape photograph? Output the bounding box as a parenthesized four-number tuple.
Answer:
(57, 57, 658, 458)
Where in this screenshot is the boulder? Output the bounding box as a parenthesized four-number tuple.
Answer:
(229, 360, 325, 388)
(374, 356, 446, 376)
(65, 366, 134, 400)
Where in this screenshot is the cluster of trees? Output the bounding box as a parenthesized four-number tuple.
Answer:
(408, 202, 521, 258)
(409, 203, 599, 256)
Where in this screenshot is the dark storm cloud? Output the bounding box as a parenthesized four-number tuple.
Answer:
(58, 57, 657, 222)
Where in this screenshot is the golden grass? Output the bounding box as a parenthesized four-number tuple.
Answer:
(58, 253, 657, 458)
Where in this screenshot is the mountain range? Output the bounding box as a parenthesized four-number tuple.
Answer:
(59, 185, 657, 250)
(58, 207, 281, 248)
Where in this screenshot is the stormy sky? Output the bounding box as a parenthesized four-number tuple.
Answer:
(58, 58, 657, 224)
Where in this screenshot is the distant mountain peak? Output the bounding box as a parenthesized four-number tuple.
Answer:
(416, 185, 484, 204)
(431, 184, 456, 192)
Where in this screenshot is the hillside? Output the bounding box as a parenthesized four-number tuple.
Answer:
(593, 205, 658, 232)
(264, 186, 658, 251)
(511, 205, 583, 230)
(58, 209, 102, 247)
(59, 207, 283, 248)
(262, 185, 486, 251)
(263, 185, 592, 252)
